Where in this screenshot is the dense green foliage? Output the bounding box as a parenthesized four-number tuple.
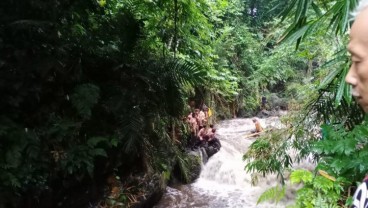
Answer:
(244, 0, 368, 207)
(3, 0, 365, 207)
(289, 169, 344, 207)
(0, 0, 210, 207)
(1, 0, 304, 207)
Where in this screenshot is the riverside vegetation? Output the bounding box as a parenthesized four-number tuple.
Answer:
(0, 0, 365, 207)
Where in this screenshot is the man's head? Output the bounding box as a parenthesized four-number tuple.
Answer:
(346, 0, 368, 112)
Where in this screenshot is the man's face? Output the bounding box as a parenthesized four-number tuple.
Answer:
(346, 8, 368, 112)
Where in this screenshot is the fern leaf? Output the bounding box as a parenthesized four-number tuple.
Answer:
(257, 185, 286, 204)
(70, 83, 100, 119)
(87, 137, 108, 147)
(290, 169, 313, 184)
(91, 148, 107, 157)
(176, 156, 189, 183)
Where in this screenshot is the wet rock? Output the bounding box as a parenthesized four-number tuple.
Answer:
(200, 147, 208, 163)
(205, 140, 221, 158)
(257, 109, 271, 118)
(187, 153, 202, 182)
(268, 93, 288, 110)
(206, 146, 217, 157)
(172, 151, 202, 184)
(257, 109, 288, 118)
(131, 174, 166, 208)
(171, 142, 222, 185)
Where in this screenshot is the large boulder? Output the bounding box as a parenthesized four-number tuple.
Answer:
(256, 109, 287, 118)
(205, 139, 221, 157)
(121, 173, 167, 208)
(268, 93, 288, 110)
(172, 151, 202, 184)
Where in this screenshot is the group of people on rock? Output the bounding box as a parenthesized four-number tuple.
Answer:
(186, 107, 221, 151)
(187, 108, 207, 135)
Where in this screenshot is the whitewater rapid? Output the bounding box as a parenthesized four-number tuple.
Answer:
(154, 116, 310, 208)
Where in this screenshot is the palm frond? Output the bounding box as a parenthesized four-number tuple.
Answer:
(257, 185, 286, 205)
(135, 58, 206, 117)
(299, 46, 365, 128)
(280, 0, 358, 46)
(166, 60, 207, 87)
(119, 109, 145, 155)
(318, 48, 349, 89)
(175, 154, 190, 183)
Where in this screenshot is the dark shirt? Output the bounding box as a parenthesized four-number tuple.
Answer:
(261, 96, 267, 104)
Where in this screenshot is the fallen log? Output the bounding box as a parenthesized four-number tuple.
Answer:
(244, 132, 261, 138)
(244, 129, 272, 138)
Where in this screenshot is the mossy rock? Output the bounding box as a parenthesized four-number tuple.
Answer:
(131, 173, 167, 208)
(172, 152, 202, 184)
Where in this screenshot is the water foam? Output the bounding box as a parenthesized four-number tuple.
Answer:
(155, 117, 303, 208)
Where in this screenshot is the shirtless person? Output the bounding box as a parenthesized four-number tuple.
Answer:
(207, 127, 216, 141)
(251, 118, 263, 133)
(195, 108, 206, 127)
(206, 125, 214, 136)
(207, 128, 221, 151)
(197, 125, 207, 141)
(187, 112, 198, 135)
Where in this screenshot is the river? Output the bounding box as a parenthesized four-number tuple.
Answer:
(154, 116, 311, 208)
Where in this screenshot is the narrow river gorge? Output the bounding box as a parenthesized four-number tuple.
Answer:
(154, 116, 313, 208)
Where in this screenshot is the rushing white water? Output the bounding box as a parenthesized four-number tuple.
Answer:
(154, 116, 306, 208)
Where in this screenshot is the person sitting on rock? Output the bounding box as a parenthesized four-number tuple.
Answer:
(197, 125, 207, 141)
(206, 124, 213, 136)
(207, 128, 221, 151)
(192, 126, 207, 149)
(251, 118, 263, 133)
(207, 127, 216, 141)
(198, 124, 213, 144)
